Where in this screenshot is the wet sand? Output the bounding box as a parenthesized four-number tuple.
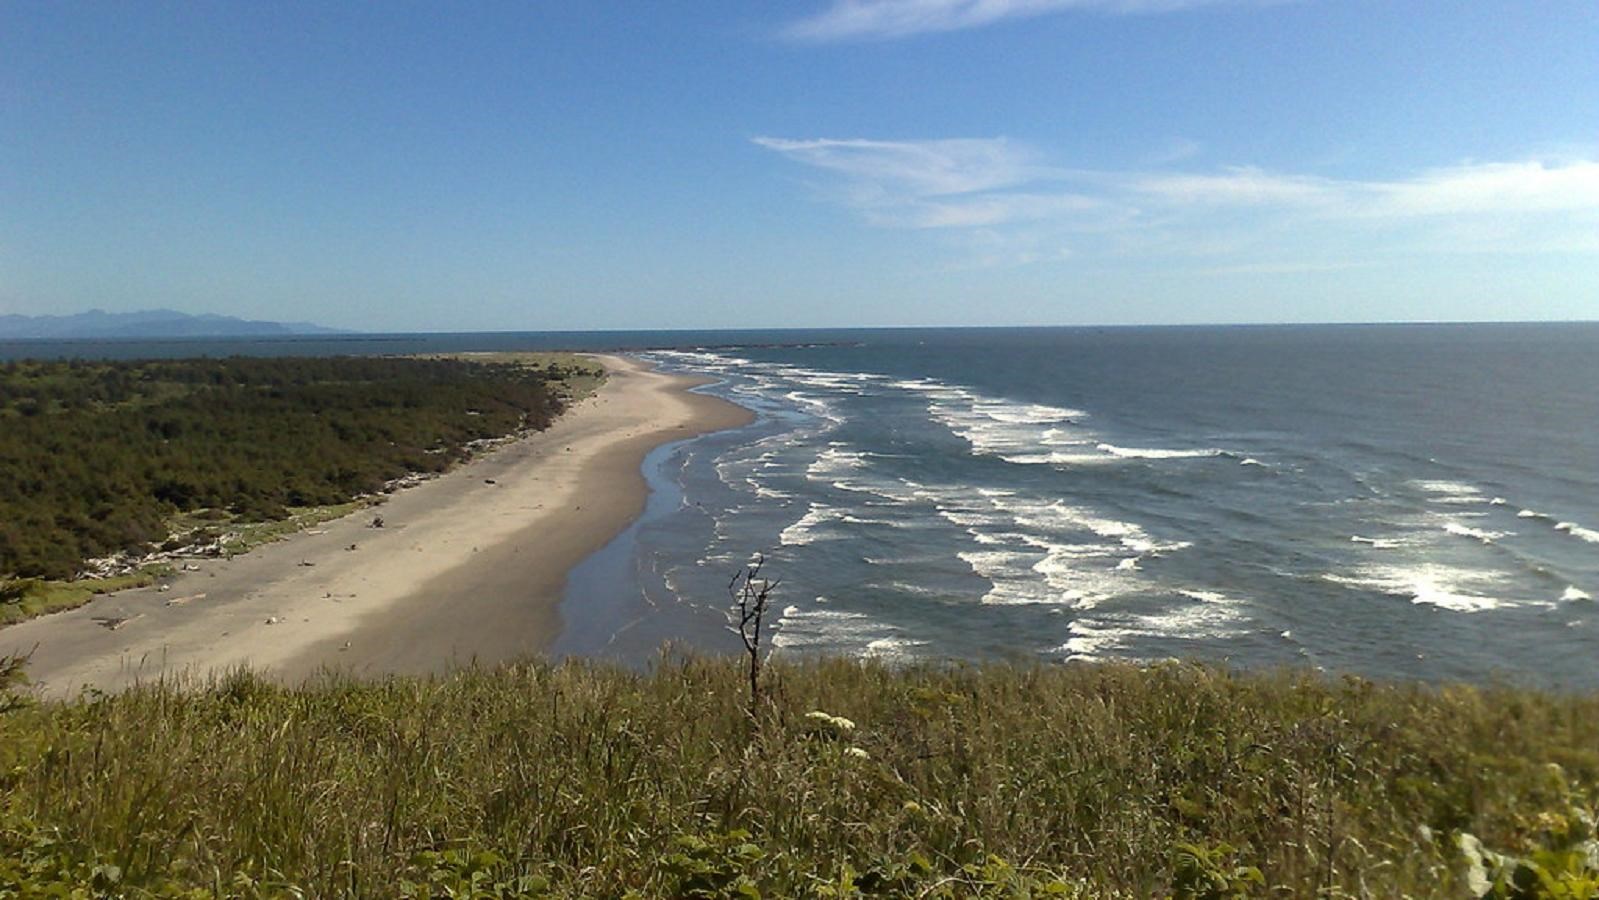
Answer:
(0, 355, 752, 699)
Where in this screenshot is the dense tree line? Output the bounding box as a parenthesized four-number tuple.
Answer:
(0, 356, 572, 580)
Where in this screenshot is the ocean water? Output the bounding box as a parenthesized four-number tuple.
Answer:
(564, 324, 1599, 689)
(11, 324, 1598, 687)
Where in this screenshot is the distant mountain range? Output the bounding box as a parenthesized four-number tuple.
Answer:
(0, 309, 345, 340)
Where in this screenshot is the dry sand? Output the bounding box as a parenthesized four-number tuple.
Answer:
(0, 355, 752, 699)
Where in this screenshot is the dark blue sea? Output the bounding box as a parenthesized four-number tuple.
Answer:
(9, 324, 1598, 687)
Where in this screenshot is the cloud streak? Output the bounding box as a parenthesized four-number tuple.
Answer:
(754, 135, 1599, 266)
(750, 137, 1042, 197)
(784, 0, 1263, 41)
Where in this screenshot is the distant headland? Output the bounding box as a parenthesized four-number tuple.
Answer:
(0, 308, 344, 340)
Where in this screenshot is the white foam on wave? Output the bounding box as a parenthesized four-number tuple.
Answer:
(1562, 586, 1592, 602)
(1029, 550, 1140, 608)
(769, 605, 867, 649)
(1061, 621, 1119, 660)
(957, 539, 1151, 609)
(972, 399, 1084, 425)
(959, 550, 1058, 606)
(1555, 522, 1599, 545)
(938, 413, 1073, 457)
(831, 478, 922, 505)
(1000, 444, 1232, 467)
(782, 390, 845, 425)
(650, 349, 755, 370)
(1096, 443, 1225, 460)
(1041, 427, 1091, 447)
(937, 487, 1192, 608)
(1322, 564, 1511, 613)
(734, 359, 893, 393)
(969, 530, 1023, 546)
(1351, 535, 1404, 549)
(1143, 595, 1247, 638)
(695, 551, 740, 570)
(806, 445, 868, 479)
(748, 481, 792, 501)
(1058, 591, 1247, 660)
(937, 506, 1006, 528)
(958, 550, 1052, 605)
(1518, 509, 1549, 519)
(902, 374, 1234, 470)
(873, 580, 945, 598)
(712, 435, 815, 505)
(864, 636, 930, 660)
(1443, 521, 1509, 544)
(861, 552, 945, 565)
(1240, 457, 1267, 467)
(1001, 451, 1118, 466)
(922, 385, 1094, 458)
(1411, 479, 1490, 505)
(778, 504, 840, 546)
(999, 497, 1189, 556)
(784, 370, 887, 391)
(941, 510, 996, 528)
(839, 513, 908, 528)
(771, 598, 921, 659)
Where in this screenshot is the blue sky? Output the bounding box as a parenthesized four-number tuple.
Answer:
(2, 1, 1596, 331)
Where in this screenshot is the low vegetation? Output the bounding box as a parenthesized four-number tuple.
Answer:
(0, 564, 173, 627)
(0, 354, 603, 622)
(3, 655, 1597, 896)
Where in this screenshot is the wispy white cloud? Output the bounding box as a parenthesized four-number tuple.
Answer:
(1197, 260, 1373, 276)
(750, 137, 1042, 196)
(1142, 137, 1205, 166)
(784, 0, 1266, 41)
(751, 137, 1121, 229)
(753, 135, 1599, 267)
(1130, 160, 1599, 216)
(1130, 168, 1339, 207)
(1366, 160, 1599, 217)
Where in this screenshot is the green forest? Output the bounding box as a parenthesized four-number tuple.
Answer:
(0, 355, 590, 583)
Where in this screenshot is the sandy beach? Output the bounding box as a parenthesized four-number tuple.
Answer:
(0, 355, 752, 699)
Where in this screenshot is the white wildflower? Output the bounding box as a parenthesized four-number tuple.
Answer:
(804, 710, 856, 732)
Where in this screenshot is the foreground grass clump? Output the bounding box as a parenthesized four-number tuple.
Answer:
(4, 658, 1599, 897)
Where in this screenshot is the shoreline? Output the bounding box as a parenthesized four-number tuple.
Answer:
(0, 354, 754, 698)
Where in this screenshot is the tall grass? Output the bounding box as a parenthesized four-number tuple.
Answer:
(3, 655, 1598, 896)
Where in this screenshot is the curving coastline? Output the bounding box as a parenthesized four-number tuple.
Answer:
(0, 355, 754, 698)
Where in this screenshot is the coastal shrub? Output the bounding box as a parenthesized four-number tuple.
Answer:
(1455, 767, 1599, 899)
(4, 658, 1599, 895)
(398, 849, 554, 898)
(1170, 843, 1264, 899)
(0, 652, 27, 716)
(0, 355, 589, 584)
